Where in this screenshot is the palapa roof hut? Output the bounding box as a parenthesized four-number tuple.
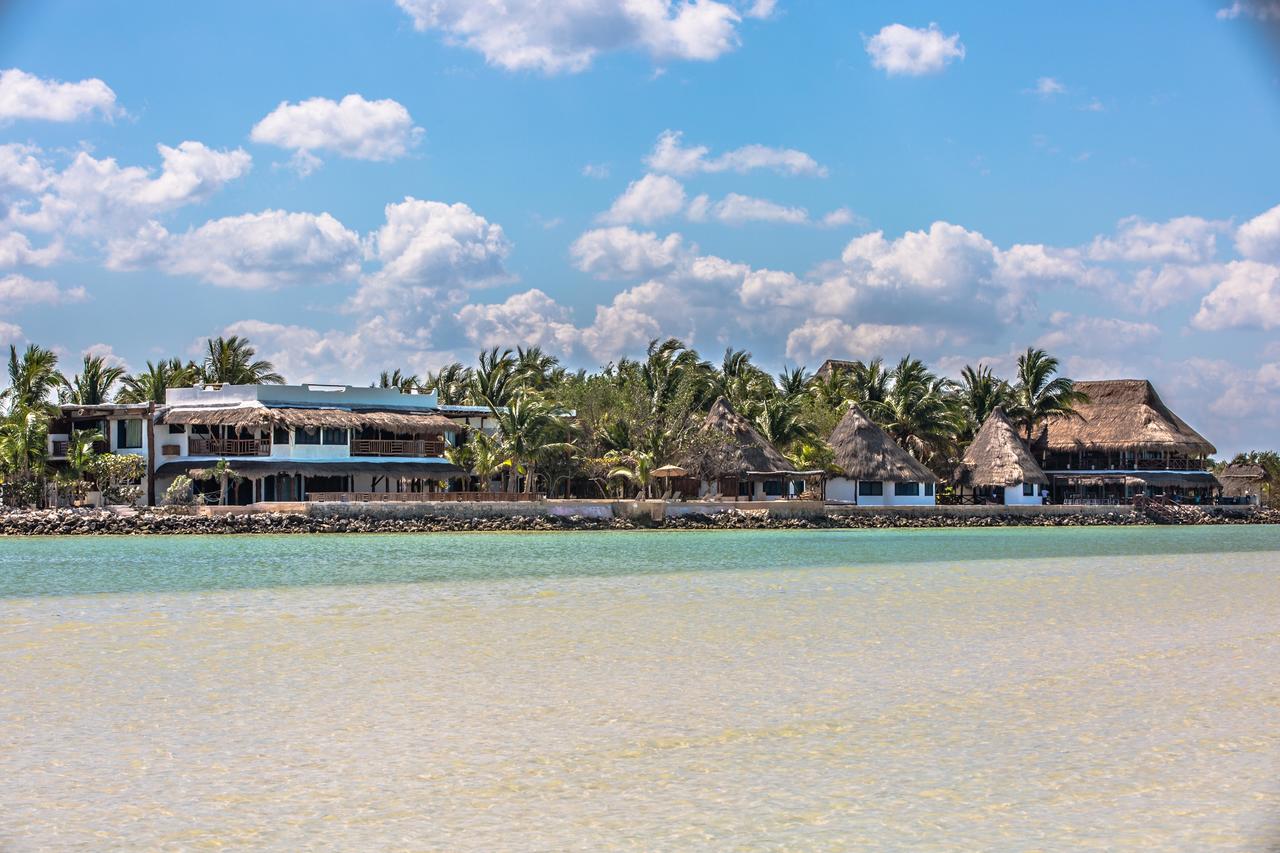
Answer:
(827, 404, 937, 484)
(1034, 379, 1215, 455)
(696, 396, 794, 477)
(958, 408, 1047, 488)
(1219, 464, 1267, 500)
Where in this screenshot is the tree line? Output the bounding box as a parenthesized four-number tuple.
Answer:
(3, 334, 1275, 505)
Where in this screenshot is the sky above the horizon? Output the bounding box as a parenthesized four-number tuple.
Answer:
(1, 1, 1279, 454)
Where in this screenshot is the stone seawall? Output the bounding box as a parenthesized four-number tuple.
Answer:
(1, 502, 1275, 536)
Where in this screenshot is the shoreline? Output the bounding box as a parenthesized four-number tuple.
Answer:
(2, 505, 1276, 536)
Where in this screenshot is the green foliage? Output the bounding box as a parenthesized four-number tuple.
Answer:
(1007, 347, 1089, 443)
(200, 336, 284, 385)
(87, 453, 146, 505)
(163, 474, 197, 506)
(2, 344, 65, 416)
(60, 354, 126, 405)
(117, 358, 198, 403)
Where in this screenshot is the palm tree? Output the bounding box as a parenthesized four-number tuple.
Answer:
(446, 431, 505, 493)
(776, 366, 810, 400)
(2, 345, 65, 415)
(66, 427, 104, 483)
(199, 336, 284, 385)
(493, 392, 573, 494)
(955, 364, 1012, 440)
(606, 450, 656, 498)
(117, 358, 199, 404)
(844, 358, 892, 412)
(471, 347, 517, 412)
(753, 396, 815, 450)
(1008, 348, 1088, 444)
(0, 406, 49, 504)
(61, 354, 126, 405)
(875, 357, 956, 461)
(425, 362, 473, 405)
(197, 458, 243, 506)
(515, 346, 561, 391)
(376, 369, 421, 393)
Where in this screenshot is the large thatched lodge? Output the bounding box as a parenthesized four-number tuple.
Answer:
(43, 374, 1239, 508)
(1031, 379, 1219, 504)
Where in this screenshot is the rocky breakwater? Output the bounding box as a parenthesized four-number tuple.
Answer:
(2, 505, 1276, 535)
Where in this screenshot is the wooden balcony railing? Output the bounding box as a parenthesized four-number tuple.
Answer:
(188, 438, 271, 456)
(350, 438, 447, 457)
(308, 491, 540, 503)
(50, 440, 108, 458)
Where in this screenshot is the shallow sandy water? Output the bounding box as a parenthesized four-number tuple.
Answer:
(1, 527, 1278, 850)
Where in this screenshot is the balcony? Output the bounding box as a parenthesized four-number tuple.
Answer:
(188, 438, 271, 456)
(350, 438, 447, 458)
(50, 439, 109, 458)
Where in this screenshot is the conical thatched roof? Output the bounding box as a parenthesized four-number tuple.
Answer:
(1035, 379, 1215, 454)
(699, 396, 794, 475)
(959, 408, 1048, 487)
(828, 404, 937, 483)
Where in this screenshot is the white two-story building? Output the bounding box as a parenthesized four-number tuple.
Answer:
(151, 383, 468, 504)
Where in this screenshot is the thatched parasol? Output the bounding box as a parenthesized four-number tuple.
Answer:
(652, 464, 688, 478)
(827, 404, 937, 483)
(957, 408, 1048, 487)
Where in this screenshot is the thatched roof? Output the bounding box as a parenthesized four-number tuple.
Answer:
(1035, 379, 1215, 455)
(697, 397, 794, 476)
(157, 460, 465, 478)
(827, 404, 938, 483)
(161, 404, 459, 433)
(958, 408, 1048, 487)
(1220, 464, 1266, 481)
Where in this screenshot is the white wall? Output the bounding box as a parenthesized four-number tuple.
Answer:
(1003, 482, 1046, 505)
(825, 477, 936, 506)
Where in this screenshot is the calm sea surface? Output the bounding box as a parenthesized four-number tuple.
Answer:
(2, 526, 1279, 850)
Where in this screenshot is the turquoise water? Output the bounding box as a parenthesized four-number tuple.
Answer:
(3, 526, 1280, 850)
(2, 524, 1278, 597)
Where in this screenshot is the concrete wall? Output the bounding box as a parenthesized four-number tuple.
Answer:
(825, 503, 1136, 519)
(826, 477, 936, 506)
(1003, 482, 1047, 506)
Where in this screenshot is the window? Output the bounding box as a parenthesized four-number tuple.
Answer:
(273, 425, 289, 444)
(895, 481, 921, 496)
(858, 481, 883, 497)
(322, 427, 348, 446)
(1023, 483, 1036, 496)
(294, 426, 321, 445)
(925, 483, 935, 496)
(762, 479, 783, 496)
(116, 418, 143, 449)
(168, 424, 185, 434)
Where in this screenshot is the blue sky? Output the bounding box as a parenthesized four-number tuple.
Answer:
(1, 0, 1279, 454)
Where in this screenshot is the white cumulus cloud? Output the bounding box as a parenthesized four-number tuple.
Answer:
(865, 23, 965, 77)
(106, 210, 363, 289)
(355, 197, 513, 319)
(1235, 202, 1280, 263)
(395, 0, 748, 74)
(645, 130, 827, 177)
(571, 226, 684, 279)
(0, 273, 87, 311)
(0, 68, 120, 123)
(456, 289, 580, 355)
(599, 173, 686, 225)
(1192, 260, 1280, 331)
(6, 141, 252, 237)
(251, 94, 423, 174)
